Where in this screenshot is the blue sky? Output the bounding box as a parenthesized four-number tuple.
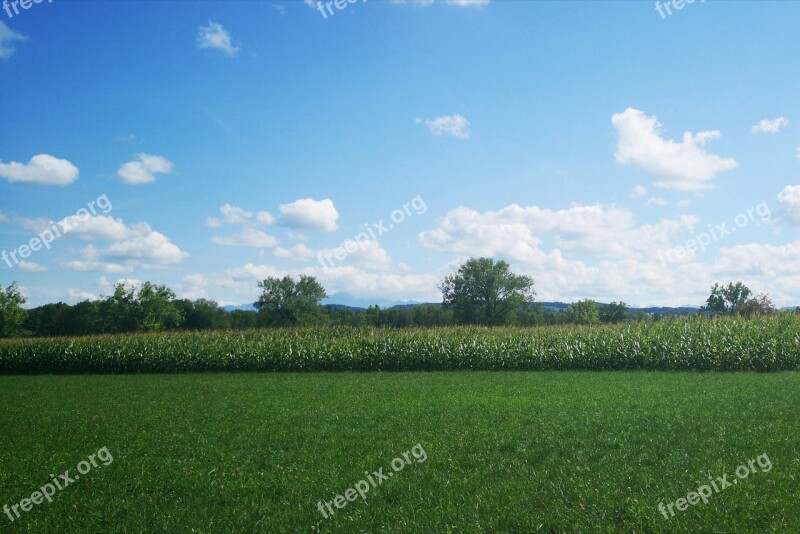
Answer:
(2, 0, 800, 308)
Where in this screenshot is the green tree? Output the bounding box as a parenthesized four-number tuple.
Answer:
(101, 282, 183, 333)
(255, 275, 327, 326)
(600, 301, 629, 324)
(136, 282, 184, 331)
(738, 293, 777, 317)
(703, 283, 778, 318)
(567, 299, 600, 325)
(0, 282, 27, 338)
(440, 257, 535, 325)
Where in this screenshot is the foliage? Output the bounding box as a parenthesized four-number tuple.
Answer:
(704, 282, 778, 317)
(255, 275, 327, 326)
(2, 315, 800, 374)
(440, 257, 535, 325)
(567, 299, 600, 325)
(600, 301, 629, 323)
(0, 282, 27, 338)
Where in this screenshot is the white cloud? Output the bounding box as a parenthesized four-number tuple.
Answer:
(62, 261, 133, 274)
(0, 21, 26, 60)
(274, 244, 316, 262)
(180, 262, 441, 305)
(278, 198, 339, 232)
(318, 239, 393, 271)
(196, 21, 239, 57)
(645, 197, 668, 208)
(56, 215, 131, 240)
(207, 204, 274, 227)
(796, 147, 800, 160)
(751, 117, 789, 134)
(778, 184, 800, 225)
(256, 211, 276, 225)
(629, 185, 647, 199)
(612, 108, 738, 191)
(117, 154, 173, 184)
(0, 154, 79, 186)
(419, 203, 698, 262)
(56, 216, 188, 272)
(19, 261, 47, 272)
(418, 114, 471, 140)
(287, 232, 309, 241)
(212, 227, 279, 248)
(67, 289, 99, 302)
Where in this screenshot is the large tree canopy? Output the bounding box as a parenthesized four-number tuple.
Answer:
(0, 282, 27, 338)
(440, 257, 535, 325)
(255, 275, 327, 326)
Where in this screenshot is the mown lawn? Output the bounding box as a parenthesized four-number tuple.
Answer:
(1, 372, 798, 532)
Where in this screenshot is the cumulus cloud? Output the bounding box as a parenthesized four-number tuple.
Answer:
(196, 21, 239, 57)
(62, 260, 133, 274)
(645, 197, 668, 208)
(179, 262, 440, 306)
(67, 289, 99, 302)
(56, 216, 188, 272)
(0, 21, 26, 60)
(19, 261, 47, 272)
(419, 203, 698, 262)
(277, 198, 339, 232)
(629, 185, 647, 199)
(212, 227, 279, 248)
(778, 184, 800, 225)
(117, 154, 173, 184)
(207, 204, 275, 228)
(0, 154, 79, 186)
(317, 239, 393, 271)
(612, 108, 738, 191)
(274, 244, 316, 262)
(751, 117, 789, 134)
(417, 114, 471, 140)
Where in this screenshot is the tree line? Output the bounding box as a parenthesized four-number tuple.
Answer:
(0, 258, 790, 338)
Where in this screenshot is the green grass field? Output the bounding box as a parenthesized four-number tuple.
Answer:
(1, 372, 798, 532)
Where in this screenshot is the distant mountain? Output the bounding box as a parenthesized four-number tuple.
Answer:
(321, 293, 429, 310)
(221, 300, 704, 315)
(222, 303, 257, 312)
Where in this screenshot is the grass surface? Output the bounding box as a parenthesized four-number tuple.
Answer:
(1, 372, 799, 532)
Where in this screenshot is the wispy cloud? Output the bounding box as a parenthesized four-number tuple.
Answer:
(0, 21, 26, 60)
(196, 21, 239, 57)
(417, 114, 471, 140)
(752, 117, 789, 134)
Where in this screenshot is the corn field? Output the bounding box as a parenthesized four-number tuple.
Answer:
(1, 315, 799, 374)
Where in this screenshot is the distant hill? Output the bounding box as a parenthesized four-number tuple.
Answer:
(222, 299, 702, 316)
(222, 303, 257, 312)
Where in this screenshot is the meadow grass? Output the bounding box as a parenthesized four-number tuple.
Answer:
(1, 372, 798, 532)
